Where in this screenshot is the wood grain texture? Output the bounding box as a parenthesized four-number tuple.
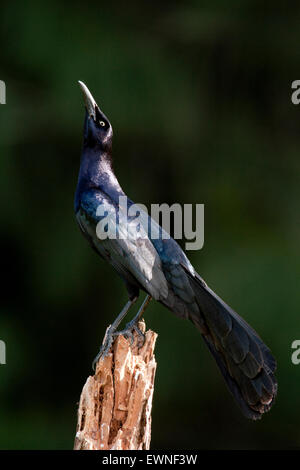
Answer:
(74, 321, 157, 450)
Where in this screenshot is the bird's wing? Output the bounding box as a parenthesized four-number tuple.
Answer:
(136, 211, 201, 319)
(76, 190, 169, 301)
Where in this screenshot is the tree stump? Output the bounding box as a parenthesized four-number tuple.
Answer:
(74, 321, 157, 450)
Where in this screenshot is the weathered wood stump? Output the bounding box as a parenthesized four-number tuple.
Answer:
(74, 321, 157, 450)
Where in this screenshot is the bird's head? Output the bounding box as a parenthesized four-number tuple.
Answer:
(78, 81, 113, 152)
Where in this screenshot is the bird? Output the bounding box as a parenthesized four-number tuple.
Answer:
(74, 81, 277, 420)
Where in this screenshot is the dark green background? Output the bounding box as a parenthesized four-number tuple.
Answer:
(0, 0, 299, 449)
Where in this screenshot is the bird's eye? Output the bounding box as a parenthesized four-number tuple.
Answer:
(99, 121, 106, 127)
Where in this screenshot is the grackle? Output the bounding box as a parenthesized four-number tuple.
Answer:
(74, 81, 277, 420)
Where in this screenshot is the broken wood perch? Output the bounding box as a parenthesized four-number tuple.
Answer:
(74, 321, 157, 450)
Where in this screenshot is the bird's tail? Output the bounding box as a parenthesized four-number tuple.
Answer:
(185, 270, 277, 420)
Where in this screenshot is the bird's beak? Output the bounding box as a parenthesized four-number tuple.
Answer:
(78, 81, 98, 121)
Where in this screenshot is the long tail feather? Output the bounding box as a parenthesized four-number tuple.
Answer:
(186, 270, 277, 419)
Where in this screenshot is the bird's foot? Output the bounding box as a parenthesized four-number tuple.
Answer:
(92, 320, 145, 371)
(114, 319, 145, 346)
(92, 324, 115, 370)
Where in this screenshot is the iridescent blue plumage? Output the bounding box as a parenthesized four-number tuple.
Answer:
(75, 82, 277, 419)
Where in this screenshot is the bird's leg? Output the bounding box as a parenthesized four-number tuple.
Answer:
(92, 297, 137, 369)
(114, 295, 152, 345)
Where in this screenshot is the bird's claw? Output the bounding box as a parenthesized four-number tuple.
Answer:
(121, 329, 135, 345)
(92, 325, 115, 370)
(117, 320, 145, 345)
(92, 321, 145, 371)
(132, 323, 146, 343)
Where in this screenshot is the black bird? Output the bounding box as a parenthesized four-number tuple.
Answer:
(75, 81, 277, 420)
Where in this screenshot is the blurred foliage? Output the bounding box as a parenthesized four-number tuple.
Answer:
(0, 0, 300, 449)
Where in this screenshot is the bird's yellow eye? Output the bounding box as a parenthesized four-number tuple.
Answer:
(99, 121, 105, 127)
